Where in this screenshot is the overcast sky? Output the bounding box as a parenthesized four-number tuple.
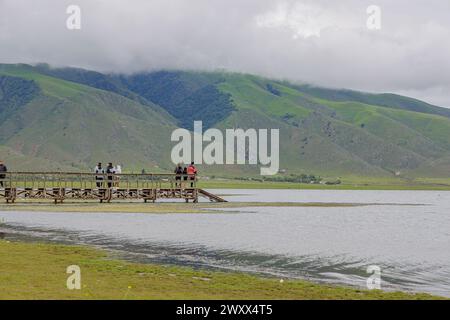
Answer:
(1, 0, 449, 107)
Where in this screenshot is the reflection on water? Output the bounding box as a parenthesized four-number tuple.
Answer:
(1, 189, 450, 297)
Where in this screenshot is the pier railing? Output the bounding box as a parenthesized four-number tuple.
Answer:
(0, 172, 201, 203)
(0, 172, 197, 189)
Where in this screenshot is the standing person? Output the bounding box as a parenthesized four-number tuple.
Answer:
(183, 166, 188, 182)
(106, 162, 115, 188)
(187, 162, 197, 188)
(174, 164, 183, 187)
(94, 162, 104, 188)
(0, 161, 7, 188)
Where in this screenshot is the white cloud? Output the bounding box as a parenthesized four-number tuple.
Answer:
(0, 0, 449, 108)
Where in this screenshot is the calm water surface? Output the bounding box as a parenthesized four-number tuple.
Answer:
(1, 189, 449, 297)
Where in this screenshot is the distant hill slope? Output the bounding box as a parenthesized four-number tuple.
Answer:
(0, 64, 177, 171)
(0, 63, 449, 178)
(289, 84, 450, 119)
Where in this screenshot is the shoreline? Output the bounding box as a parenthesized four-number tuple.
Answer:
(0, 201, 428, 214)
(198, 180, 450, 191)
(0, 239, 443, 300)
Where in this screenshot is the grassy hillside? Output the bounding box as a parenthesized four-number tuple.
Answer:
(212, 74, 450, 177)
(0, 64, 177, 171)
(0, 63, 449, 179)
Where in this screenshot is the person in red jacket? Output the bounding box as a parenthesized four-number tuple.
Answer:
(187, 162, 197, 187)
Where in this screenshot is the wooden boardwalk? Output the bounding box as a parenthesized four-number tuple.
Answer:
(0, 172, 227, 204)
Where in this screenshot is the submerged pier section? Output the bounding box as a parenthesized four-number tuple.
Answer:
(0, 172, 227, 204)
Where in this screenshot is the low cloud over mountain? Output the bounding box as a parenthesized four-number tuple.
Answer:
(0, 0, 449, 107)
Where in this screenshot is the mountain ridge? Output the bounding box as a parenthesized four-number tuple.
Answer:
(0, 63, 449, 179)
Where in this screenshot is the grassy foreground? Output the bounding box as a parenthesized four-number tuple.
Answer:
(0, 240, 442, 300)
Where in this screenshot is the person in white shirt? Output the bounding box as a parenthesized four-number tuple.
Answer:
(114, 165, 122, 187)
(94, 162, 104, 188)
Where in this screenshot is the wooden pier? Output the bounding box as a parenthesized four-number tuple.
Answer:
(0, 172, 227, 204)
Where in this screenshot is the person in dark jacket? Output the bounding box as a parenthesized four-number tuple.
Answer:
(183, 167, 188, 181)
(0, 161, 7, 188)
(106, 162, 115, 188)
(174, 164, 183, 187)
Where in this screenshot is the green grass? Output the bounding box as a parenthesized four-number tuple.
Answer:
(198, 177, 450, 190)
(0, 64, 177, 172)
(0, 64, 92, 98)
(0, 240, 442, 300)
(218, 76, 311, 119)
(316, 98, 450, 151)
(214, 74, 450, 177)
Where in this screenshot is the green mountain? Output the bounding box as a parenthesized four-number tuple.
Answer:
(1, 63, 450, 179)
(0, 64, 176, 171)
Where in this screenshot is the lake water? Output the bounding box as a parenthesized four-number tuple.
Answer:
(1, 189, 449, 297)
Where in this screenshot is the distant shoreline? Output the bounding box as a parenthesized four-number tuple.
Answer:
(198, 178, 450, 191)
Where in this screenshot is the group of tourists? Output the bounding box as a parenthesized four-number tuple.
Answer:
(92, 161, 198, 188)
(174, 162, 198, 187)
(94, 162, 122, 188)
(0, 160, 7, 187)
